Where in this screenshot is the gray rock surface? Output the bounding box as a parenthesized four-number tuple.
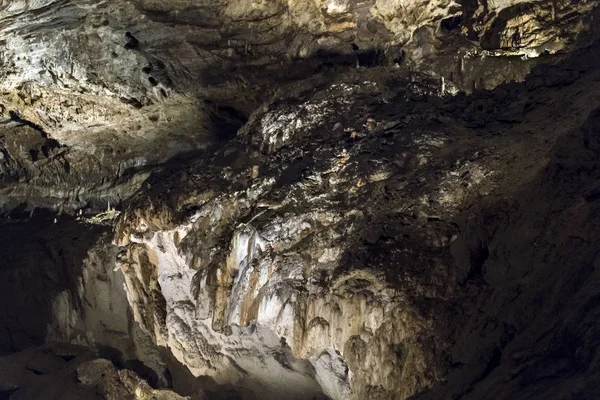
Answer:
(0, 0, 598, 214)
(114, 43, 600, 399)
(1, 1, 600, 400)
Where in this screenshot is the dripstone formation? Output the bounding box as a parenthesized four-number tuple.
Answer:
(1, 1, 600, 399)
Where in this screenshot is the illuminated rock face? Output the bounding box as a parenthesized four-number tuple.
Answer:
(0, 0, 597, 215)
(113, 77, 458, 399)
(2, 1, 600, 400)
(112, 53, 600, 399)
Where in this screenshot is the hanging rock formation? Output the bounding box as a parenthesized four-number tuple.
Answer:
(114, 47, 600, 399)
(1, 0, 600, 399)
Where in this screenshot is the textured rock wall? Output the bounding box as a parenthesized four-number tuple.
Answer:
(0, 214, 108, 353)
(414, 103, 600, 400)
(1, 1, 600, 399)
(0, 213, 168, 389)
(112, 44, 600, 399)
(0, 121, 151, 213)
(0, 0, 597, 214)
(45, 231, 168, 385)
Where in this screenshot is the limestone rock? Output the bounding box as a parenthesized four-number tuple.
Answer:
(0, 0, 597, 215)
(1, 2, 600, 400)
(113, 43, 600, 399)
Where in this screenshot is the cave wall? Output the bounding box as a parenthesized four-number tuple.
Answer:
(0, 214, 107, 353)
(1, 1, 600, 399)
(111, 43, 600, 399)
(0, 0, 598, 215)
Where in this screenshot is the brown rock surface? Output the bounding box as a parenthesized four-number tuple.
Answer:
(114, 42, 600, 399)
(1, 1, 600, 400)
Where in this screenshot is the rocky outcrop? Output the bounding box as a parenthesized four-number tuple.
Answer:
(0, 343, 189, 400)
(2, 1, 600, 400)
(1, 0, 598, 215)
(0, 211, 170, 390)
(112, 42, 600, 399)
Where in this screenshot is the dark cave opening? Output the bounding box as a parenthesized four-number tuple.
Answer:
(441, 14, 463, 31)
(468, 241, 489, 280)
(205, 100, 249, 142)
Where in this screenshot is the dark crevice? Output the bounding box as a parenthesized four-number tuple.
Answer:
(8, 111, 46, 135)
(29, 149, 39, 162)
(0, 388, 18, 400)
(56, 354, 77, 362)
(207, 103, 248, 142)
(480, 347, 502, 380)
(25, 367, 44, 375)
(468, 241, 489, 280)
(123, 359, 160, 388)
(441, 14, 463, 31)
(124, 31, 140, 50)
(119, 97, 144, 109)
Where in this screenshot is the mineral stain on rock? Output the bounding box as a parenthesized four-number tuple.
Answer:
(0, 1, 600, 400)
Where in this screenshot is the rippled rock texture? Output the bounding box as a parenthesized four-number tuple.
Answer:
(113, 44, 600, 399)
(2, 1, 600, 400)
(1, 0, 598, 215)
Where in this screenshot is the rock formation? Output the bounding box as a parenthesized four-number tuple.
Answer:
(1, 0, 600, 399)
